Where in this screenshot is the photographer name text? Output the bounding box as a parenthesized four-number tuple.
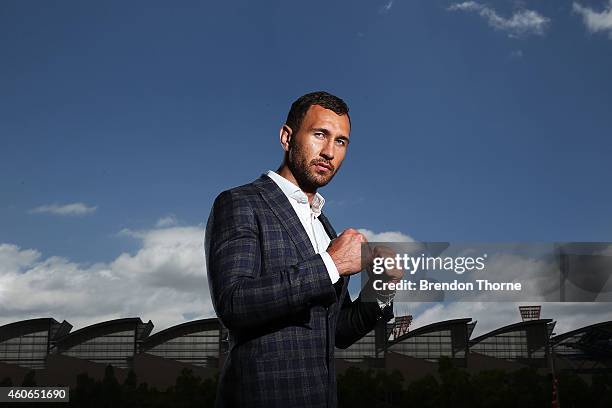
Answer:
(373, 279, 522, 292)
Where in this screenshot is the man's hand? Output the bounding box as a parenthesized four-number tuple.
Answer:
(327, 228, 368, 276)
(369, 245, 403, 284)
(365, 245, 403, 305)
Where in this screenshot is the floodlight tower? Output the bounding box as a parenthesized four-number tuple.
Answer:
(519, 305, 541, 321)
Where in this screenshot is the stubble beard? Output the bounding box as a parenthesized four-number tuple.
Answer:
(287, 140, 337, 192)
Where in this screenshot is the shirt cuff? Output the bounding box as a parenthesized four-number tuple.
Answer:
(320, 251, 340, 284)
(376, 292, 395, 310)
(376, 298, 390, 310)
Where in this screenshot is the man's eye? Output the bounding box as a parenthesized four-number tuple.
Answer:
(335, 139, 346, 146)
(314, 132, 325, 139)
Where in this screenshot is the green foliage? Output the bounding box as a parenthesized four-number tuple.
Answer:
(507, 368, 548, 408)
(14, 362, 608, 408)
(591, 373, 612, 408)
(471, 370, 512, 408)
(438, 356, 476, 408)
(338, 362, 612, 408)
(403, 375, 440, 408)
(557, 370, 594, 408)
(337, 367, 404, 408)
(21, 370, 36, 386)
(64, 366, 218, 408)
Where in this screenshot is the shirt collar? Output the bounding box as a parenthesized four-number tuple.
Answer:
(265, 170, 325, 216)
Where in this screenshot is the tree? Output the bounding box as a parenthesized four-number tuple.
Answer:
(438, 356, 475, 408)
(100, 365, 121, 407)
(21, 370, 36, 387)
(403, 374, 440, 408)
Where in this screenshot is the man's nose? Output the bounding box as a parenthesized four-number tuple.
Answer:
(320, 138, 335, 160)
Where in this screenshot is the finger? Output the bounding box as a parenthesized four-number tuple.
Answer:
(363, 242, 375, 266)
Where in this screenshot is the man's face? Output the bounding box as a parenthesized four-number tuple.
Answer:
(285, 105, 350, 191)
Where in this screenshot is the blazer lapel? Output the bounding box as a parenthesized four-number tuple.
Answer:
(254, 174, 347, 302)
(318, 213, 337, 240)
(253, 175, 317, 261)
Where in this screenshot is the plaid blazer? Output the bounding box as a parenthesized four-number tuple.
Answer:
(205, 174, 393, 408)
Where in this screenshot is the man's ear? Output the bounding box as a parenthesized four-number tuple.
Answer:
(280, 125, 293, 152)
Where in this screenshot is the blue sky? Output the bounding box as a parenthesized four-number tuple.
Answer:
(1, 0, 612, 334)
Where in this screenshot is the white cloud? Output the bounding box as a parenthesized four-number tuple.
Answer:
(359, 228, 415, 242)
(0, 244, 41, 275)
(2, 226, 410, 333)
(0, 225, 212, 333)
(3, 225, 610, 339)
(156, 214, 178, 227)
(379, 0, 394, 14)
(509, 49, 524, 59)
(117, 228, 138, 238)
(353, 232, 612, 337)
(573, 1, 612, 38)
(448, 1, 551, 38)
(29, 202, 97, 216)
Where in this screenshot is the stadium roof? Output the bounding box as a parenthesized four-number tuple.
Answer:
(551, 320, 612, 358)
(469, 319, 553, 346)
(551, 321, 612, 344)
(387, 318, 472, 347)
(0, 318, 72, 343)
(141, 318, 220, 350)
(55, 317, 153, 350)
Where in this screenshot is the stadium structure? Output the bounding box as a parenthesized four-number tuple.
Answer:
(1, 307, 610, 387)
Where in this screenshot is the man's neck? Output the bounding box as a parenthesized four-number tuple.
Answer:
(276, 165, 317, 205)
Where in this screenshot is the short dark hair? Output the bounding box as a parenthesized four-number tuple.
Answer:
(285, 91, 350, 134)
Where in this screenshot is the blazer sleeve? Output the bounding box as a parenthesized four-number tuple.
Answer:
(205, 190, 337, 332)
(335, 278, 394, 349)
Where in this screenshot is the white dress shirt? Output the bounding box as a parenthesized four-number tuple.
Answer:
(266, 170, 394, 311)
(266, 170, 341, 284)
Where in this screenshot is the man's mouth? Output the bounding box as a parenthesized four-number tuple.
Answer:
(313, 162, 333, 172)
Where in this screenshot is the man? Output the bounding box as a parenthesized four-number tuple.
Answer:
(205, 91, 399, 407)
